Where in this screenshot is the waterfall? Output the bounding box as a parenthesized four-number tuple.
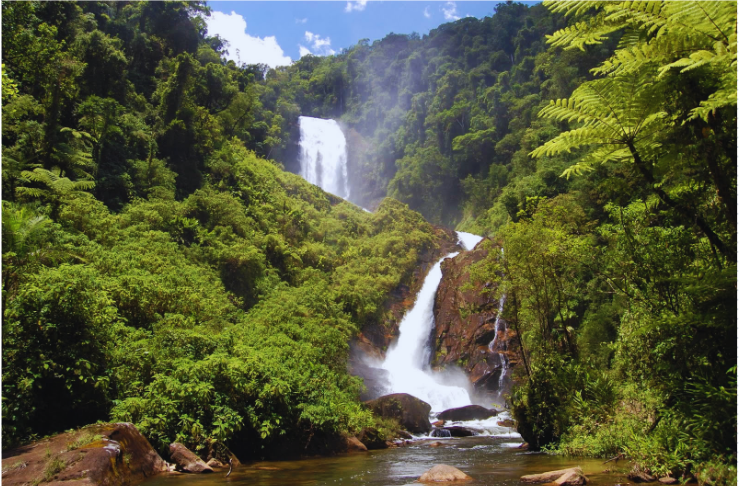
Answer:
(457, 231, 484, 251)
(298, 116, 349, 199)
(487, 248, 510, 399)
(381, 252, 472, 412)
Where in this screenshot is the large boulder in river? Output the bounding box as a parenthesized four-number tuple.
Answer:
(365, 393, 432, 434)
(441, 426, 475, 437)
(521, 467, 586, 484)
(419, 464, 473, 482)
(437, 405, 498, 421)
(432, 240, 521, 393)
(168, 443, 213, 473)
(1, 422, 167, 486)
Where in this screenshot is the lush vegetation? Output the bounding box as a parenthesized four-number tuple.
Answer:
(1, 1, 440, 458)
(2, 0, 736, 482)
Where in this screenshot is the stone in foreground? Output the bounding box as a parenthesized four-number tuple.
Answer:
(418, 464, 473, 482)
(628, 470, 657, 483)
(168, 443, 213, 473)
(552, 470, 588, 486)
(1, 423, 167, 486)
(437, 405, 498, 422)
(365, 393, 432, 434)
(521, 467, 585, 484)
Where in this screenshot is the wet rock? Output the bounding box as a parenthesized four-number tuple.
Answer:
(345, 437, 368, 452)
(431, 429, 452, 438)
(552, 470, 588, 486)
(419, 464, 473, 482)
(497, 419, 516, 427)
(432, 420, 446, 427)
(428, 441, 447, 448)
(437, 405, 498, 421)
(521, 467, 585, 483)
(1, 422, 167, 486)
(206, 459, 223, 468)
(357, 427, 387, 450)
(432, 240, 522, 393)
(628, 471, 657, 483)
(442, 426, 475, 437)
(397, 430, 413, 440)
(659, 477, 678, 484)
(168, 443, 213, 473)
(365, 393, 432, 434)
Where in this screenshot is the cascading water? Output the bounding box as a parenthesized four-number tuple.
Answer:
(457, 231, 484, 251)
(487, 248, 510, 401)
(381, 251, 472, 412)
(298, 116, 349, 199)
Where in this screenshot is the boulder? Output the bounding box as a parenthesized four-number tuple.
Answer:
(437, 405, 498, 422)
(497, 419, 516, 428)
(419, 464, 472, 482)
(168, 443, 213, 473)
(432, 420, 446, 427)
(1, 422, 167, 486)
(552, 470, 588, 486)
(431, 429, 452, 438)
(659, 478, 678, 485)
(428, 441, 447, 448)
(442, 426, 475, 437)
(345, 437, 368, 452)
(365, 393, 432, 434)
(205, 458, 223, 468)
(357, 427, 387, 450)
(521, 467, 585, 484)
(628, 471, 657, 483)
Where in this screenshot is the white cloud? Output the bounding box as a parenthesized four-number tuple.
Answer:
(300, 31, 336, 57)
(345, 0, 368, 13)
(204, 11, 291, 68)
(424, 6, 431, 18)
(442, 1, 460, 20)
(296, 18, 308, 24)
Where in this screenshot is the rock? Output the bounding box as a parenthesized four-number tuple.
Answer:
(518, 442, 529, 450)
(552, 470, 588, 486)
(345, 437, 368, 452)
(442, 426, 475, 437)
(397, 430, 413, 440)
(1, 422, 167, 486)
(365, 393, 432, 434)
(437, 405, 498, 422)
(521, 467, 585, 483)
(431, 429, 452, 438)
(432, 420, 446, 427)
(659, 477, 678, 484)
(205, 459, 223, 468)
(168, 443, 213, 473)
(419, 464, 472, 482)
(628, 471, 657, 483)
(357, 427, 388, 450)
(428, 441, 446, 448)
(497, 419, 516, 427)
(432, 240, 522, 393)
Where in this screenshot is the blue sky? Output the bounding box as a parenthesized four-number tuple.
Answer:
(204, 1, 539, 68)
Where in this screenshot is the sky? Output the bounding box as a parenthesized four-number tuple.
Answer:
(204, 1, 539, 68)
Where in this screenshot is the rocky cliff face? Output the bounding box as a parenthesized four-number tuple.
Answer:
(349, 225, 459, 399)
(432, 239, 520, 393)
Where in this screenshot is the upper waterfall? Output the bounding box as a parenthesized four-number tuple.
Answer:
(298, 116, 349, 199)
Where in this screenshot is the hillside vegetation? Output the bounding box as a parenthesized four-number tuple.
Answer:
(2, 0, 736, 482)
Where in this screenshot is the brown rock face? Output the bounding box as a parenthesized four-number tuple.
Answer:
(350, 226, 459, 380)
(168, 443, 213, 473)
(418, 464, 473, 482)
(433, 239, 520, 393)
(344, 437, 368, 452)
(364, 393, 432, 434)
(1, 423, 166, 486)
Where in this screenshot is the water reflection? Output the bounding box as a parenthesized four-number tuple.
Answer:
(142, 436, 628, 486)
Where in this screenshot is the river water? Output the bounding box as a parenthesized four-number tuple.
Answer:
(142, 436, 625, 485)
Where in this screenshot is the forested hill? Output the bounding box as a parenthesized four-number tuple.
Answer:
(2, 0, 737, 481)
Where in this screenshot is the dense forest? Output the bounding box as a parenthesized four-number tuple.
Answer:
(2, 0, 736, 484)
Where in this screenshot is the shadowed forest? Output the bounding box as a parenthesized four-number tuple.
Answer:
(2, 1, 736, 483)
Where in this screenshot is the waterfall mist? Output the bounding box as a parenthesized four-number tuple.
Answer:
(298, 116, 350, 199)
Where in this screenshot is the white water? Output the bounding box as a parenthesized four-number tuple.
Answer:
(298, 116, 349, 199)
(381, 252, 472, 412)
(457, 231, 484, 251)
